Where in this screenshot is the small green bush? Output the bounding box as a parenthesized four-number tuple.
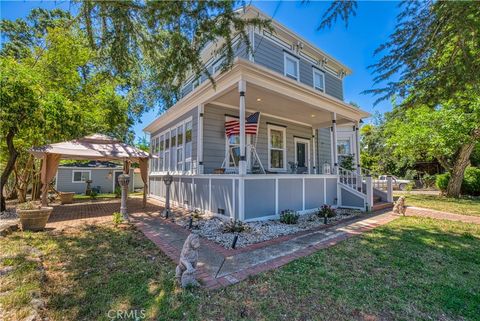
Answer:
(17, 201, 41, 210)
(317, 205, 336, 218)
(463, 167, 480, 196)
(222, 219, 250, 233)
(435, 167, 480, 196)
(114, 186, 121, 198)
(90, 190, 98, 200)
(112, 212, 123, 226)
(280, 210, 299, 224)
(436, 173, 450, 192)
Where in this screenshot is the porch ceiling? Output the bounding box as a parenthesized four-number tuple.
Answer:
(212, 82, 353, 127)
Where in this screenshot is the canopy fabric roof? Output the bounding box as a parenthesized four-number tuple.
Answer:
(29, 134, 150, 208)
(30, 134, 150, 162)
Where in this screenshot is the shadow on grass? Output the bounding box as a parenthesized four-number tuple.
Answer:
(26, 224, 198, 321)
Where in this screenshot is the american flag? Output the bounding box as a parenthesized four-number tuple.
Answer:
(225, 112, 260, 137)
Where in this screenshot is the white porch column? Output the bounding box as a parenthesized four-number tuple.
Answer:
(238, 80, 246, 221)
(197, 104, 204, 174)
(312, 128, 317, 174)
(238, 80, 247, 175)
(331, 113, 338, 174)
(365, 175, 374, 211)
(386, 175, 394, 203)
(355, 121, 361, 176)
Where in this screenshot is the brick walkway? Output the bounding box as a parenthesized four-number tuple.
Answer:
(405, 206, 480, 224)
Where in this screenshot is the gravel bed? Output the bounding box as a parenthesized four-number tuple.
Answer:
(171, 209, 361, 248)
(0, 209, 18, 220)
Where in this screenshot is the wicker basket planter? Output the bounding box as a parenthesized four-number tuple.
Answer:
(17, 207, 53, 231)
(59, 192, 75, 204)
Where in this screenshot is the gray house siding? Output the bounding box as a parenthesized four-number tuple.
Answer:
(56, 168, 133, 194)
(150, 107, 199, 169)
(203, 104, 314, 174)
(317, 127, 332, 173)
(252, 33, 344, 101)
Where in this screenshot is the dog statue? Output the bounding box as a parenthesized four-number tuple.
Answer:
(175, 233, 200, 287)
(393, 196, 406, 215)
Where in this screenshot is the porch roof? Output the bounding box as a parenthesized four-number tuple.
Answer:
(144, 58, 370, 133)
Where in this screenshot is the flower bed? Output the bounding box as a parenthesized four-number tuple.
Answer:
(170, 208, 361, 248)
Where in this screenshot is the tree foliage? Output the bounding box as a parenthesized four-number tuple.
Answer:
(78, 0, 271, 112)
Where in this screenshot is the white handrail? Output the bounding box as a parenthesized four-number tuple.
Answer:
(338, 166, 364, 194)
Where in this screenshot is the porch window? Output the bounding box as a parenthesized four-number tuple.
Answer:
(153, 137, 160, 172)
(164, 132, 170, 172)
(158, 135, 164, 172)
(268, 125, 286, 171)
(171, 128, 177, 171)
(313, 68, 325, 91)
(227, 134, 240, 168)
(284, 53, 299, 80)
(184, 120, 192, 172)
(72, 170, 90, 183)
(176, 124, 184, 171)
(337, 139, 351, 156)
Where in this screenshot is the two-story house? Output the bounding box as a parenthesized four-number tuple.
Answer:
(143, 6, 390, 221)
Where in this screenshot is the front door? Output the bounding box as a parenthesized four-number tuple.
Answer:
(294, 138, 310, 173)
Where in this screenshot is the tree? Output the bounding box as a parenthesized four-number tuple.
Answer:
(0, 16, 131, 210)
(319, 1, 480, 197)
(78, 1, 270, 112)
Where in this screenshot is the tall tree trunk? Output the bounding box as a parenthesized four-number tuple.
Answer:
(0, 129, 18, 212)
(446, 142, 476, 197)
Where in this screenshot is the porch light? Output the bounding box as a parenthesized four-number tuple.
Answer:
(256, 98, 262, 102)
(311, 114, 316, 118)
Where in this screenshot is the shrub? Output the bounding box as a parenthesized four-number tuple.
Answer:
(317, 205, 336, 218)
(222, 219, 250, 233)
(114, 186, 121, 198)
(17, 201, 41, 210)
(421, 173, 437, 188)
(463, 167, 480, 196)
(90, 190, 98, 200)
(436, 173, 450, 193)
(280, 209, 299, 224)
(112, 212, 123, 226)
(435, 167, 480, 196)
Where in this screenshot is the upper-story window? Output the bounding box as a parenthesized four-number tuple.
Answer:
(284, 52, 299, 81)
(313, 68, 325, 92)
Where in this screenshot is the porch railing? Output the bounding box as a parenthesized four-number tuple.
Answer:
(338, 167, 365, 194)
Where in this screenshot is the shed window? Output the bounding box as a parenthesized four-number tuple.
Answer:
(72, 170, 90, 183)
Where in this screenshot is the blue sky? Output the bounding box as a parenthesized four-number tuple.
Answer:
(1, 1, 400, 142)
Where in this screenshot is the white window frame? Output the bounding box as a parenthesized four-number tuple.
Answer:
(176, 124, 184, 172)
(184, 119, 193, 174)
(150, 116, 193, 175)
(267, 124, 287, 172)
(337, 138, 352, 156)
(313, 68, 325, 92)
(224, 132, 252, 170)
(284, 52, 299, 81)
(72, 170, 91, 183)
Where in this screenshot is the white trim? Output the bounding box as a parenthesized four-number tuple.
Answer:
(275, 178, 279, 215)
(208, 178, 212, 212)
(313, 68, 325, 92)
(232, 179, 236, 219)
(294, 137, 311, 172)
(71, 170, 91, 183)
(267, 124, 287, 172)
(284, 52, 300, 81)
(263, 30, 292, 50)
(197, 104, 204, 174)
(302, 177, 305, 211)
(59, 166, 122, 170)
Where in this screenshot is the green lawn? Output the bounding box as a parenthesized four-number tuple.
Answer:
(394, 192, 480, 216)
(73, 192, 143, 200)
(1, 217, 479, 320)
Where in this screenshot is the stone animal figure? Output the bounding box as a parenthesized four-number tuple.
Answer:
(393, 196, 406, 215)
(175, 233, 200, 287)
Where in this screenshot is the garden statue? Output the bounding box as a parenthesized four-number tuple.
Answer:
(117, 174, 130, 220)
(393, 196, 406, 215)
(175, 233, 200, 288)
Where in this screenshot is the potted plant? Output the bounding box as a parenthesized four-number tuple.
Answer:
(16, 201, 53, 231)
(59, 192, 75, 204)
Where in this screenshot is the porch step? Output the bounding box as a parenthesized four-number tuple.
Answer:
(372, 202, 393, 212)
(373, 195, 382, 203)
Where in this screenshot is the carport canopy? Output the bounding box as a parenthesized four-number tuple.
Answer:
(29, 134, 151, 207)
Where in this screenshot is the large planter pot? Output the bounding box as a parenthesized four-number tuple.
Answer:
(17, 207, 53, 231)
(59, 192, 75, 205)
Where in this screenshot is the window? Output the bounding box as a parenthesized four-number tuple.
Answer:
(176, 124, 184, 171)
(313, 69, 325, 91)
(284, 53, 299, 80)
(337, 139, 351, 156)
(184, 120, 193, 172)
(164, 132, 170, 171)
(226, 134, 240, 168)
(158, 135, 164, 172)
(268, 125, 286, 171)
(72, 170, 90, 183)
(170, 128, 177, 171)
